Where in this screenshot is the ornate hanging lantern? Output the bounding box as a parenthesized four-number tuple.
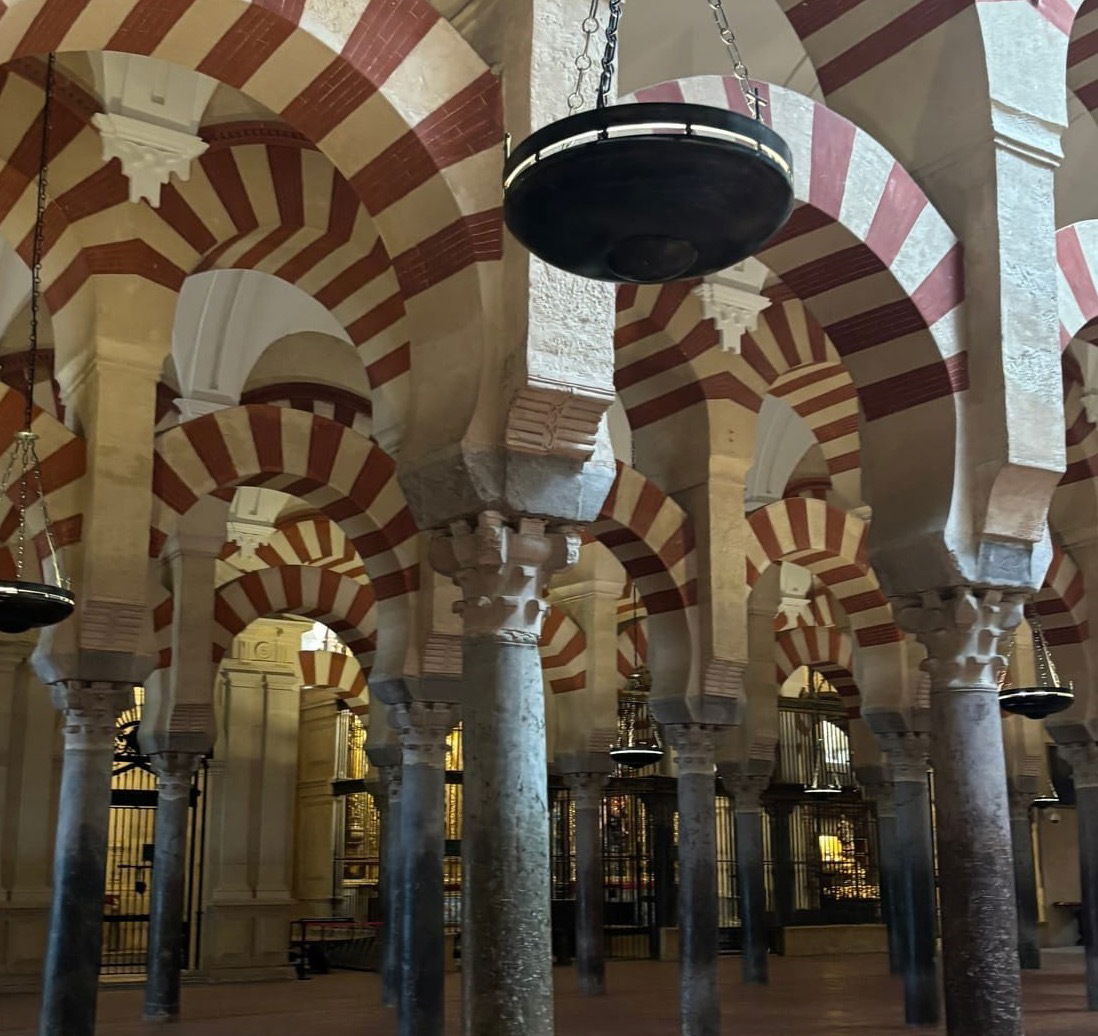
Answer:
(0, 54, 74, 635)
(609, 584, 664, 769)
(1031, 782, 1059, 808)
(998, 609, 1073, 720)
(503, 0, 794, 284)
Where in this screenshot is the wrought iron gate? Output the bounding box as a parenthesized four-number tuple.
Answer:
(102, 698, 206, 976)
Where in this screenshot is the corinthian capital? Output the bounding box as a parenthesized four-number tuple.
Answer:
(664, 724, 719, 777)
(50, 682, 133, 750)
(894, 588, 1024, 690)
(429, 511, 580, 643)
(390, 701, 459, 769)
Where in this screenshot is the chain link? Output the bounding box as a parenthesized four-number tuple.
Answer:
(567, 0, 603, 113)
(706, 0, 765, 118)
(596, 0, 623, 110)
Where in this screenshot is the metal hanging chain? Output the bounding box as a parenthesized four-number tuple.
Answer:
(567, 0, 603, 113)
(596, 0, 624, 110)
(706, 0, 765, 119)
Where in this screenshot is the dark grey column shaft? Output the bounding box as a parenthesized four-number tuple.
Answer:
(565, 773, 607, 995)
(667, 725, 720, 1036)
(393, 703, 458, 1036)
(734, 807, 768, 984)
(1061, 745, 1098, 1010)
(144, 753, 202, 1023)
(40, 684, 132, 1036)
(462, 636, 554, 1036)
(880, 735, 939, 1027)
(1008, 788, 1040, 971)
(769, 803, 795, 930)
(872, 788, 904, 974)
(648, 795, 678, 927)
(380, 765, 403, 1010)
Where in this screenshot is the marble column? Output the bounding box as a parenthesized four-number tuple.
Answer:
(727, 774, 770, 985)
(144, 752, 203, 1023)
(1060, 742, 1098, 1010)
(665, 724, 721, 1036)
(865, 782, 903, 974)
(391, 702, 458, 1036)
(564, 773, 608, 995)
(897, 589, 1024, 1036)
(39, 683, 133, 1036)
(644, 793, 678, 959)
(878, 733, 940, 1026)
(430, 512, 578, 1036)
(1007, 784, 1041, 971)
(378, 763, 403, 1010)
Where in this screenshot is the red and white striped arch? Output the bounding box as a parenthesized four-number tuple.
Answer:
(0, 0, 502, 356)
(1068, 0, 1098, 113)
(775, 626, 860, 716)
(1033, 540, 1089, 646)
(539, 605, 586, 695)
(1057, 220, 1098, 346)
(151, 405, 417, 600)
(222, 514, 368, 582)
(622, 78, 965, 432)
(240, 383, 372, 438)
(589, 462, 696, 616)
(299, 649, 369, 715)
(1060, 353, 1098, 491)
(746, 497, 901, 648)
(213, 565, 376, 670)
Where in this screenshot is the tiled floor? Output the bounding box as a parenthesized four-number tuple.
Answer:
(1, 951, 1093, 1034)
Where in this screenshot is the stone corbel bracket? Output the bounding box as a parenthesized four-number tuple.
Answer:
(505, 376, 615, 461)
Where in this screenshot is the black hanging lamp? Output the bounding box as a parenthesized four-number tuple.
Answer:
(998, 609, 1073, 720)
(503, 0, 794, 284)
(0, 53, 74, 635)
(1031, 781, 1060, 808)
(609, 583, 664, 769)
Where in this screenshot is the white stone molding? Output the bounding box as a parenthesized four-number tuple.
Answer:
(1059, 742, 1098, 790)
(726, 773, 769, 813)
(564, 772, 609, 811)
(505, 376, 615, 461)
(420, 633, 463, 678)
(894, 588, 1025, 690)
(776, 562, 814, 628)
(429, 512, 580, 643)
(664, 723, 719, 777)
(50, 682, 133, 750)
(174, 396, 231, 423)
(702, 658, 747, 700)
(92, 112, 209, 207)
(390, 702, 459, 770)
(877, 731, 931, 784)
(225, 487, 288, 559)
(79, 599, 147, 656)
(149, 751, 203, 802)
(693, 276, 771, 355)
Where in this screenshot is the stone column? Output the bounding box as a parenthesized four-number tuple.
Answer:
(897, 589, 1024, 1035)
(564, 773, 608, 995)
(430, 512, 579, 1036)
(878, 733, 940, 1026)
(1007, 783, 1041, 971)
(768, 801, 796, 931)
(727, 774, 770, 985)
(1060, 742, 1098, 1010)
(391, 702, 458, 1036)
(665, 724, 721, 1036)
(144, 752, 203, 1023)
(378, 763, 402, 1010)
(39, 682, 133, 1036)
(644, 793, 677, 959)
(864, 781, 903, 974)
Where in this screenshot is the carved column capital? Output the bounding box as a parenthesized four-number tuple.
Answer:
(378, 763, 402, 805)
(664, 724, 719, 777)
(861, 780, 896, 820)
(564, 772, 609, 811)
(390, 701, 459, 769)
(725, 774, 770, 813)
(149, 751, 203, 802)
(894, 588, 1025, 690)
(429, 511, 580, 643)
(50, 681, 133, 750)
(1059, 742, 1098, 790)
(877, 731, 931, 784)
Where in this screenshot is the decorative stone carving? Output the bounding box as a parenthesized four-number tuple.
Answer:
(776, 562, 814, 628)
(225, 487, 287, 559)
(877, 731, 931, 784)
(50, 682, 133, 749)
(663, 723, 719, 776)
(564, 772, 608, 811)
(421, 633, 463, 678)
(79, 599, 146, 656)
(894, 588, 1025, 689)
(149, 751, 203, 802)
(92, 113, 209, 207)
(1059, 742, 1098, 790)
(505, 377, 615, 461)
(429, 512, 580, 643)
(725, 773, 770, 813)
(693, 277, 771, 354)
(390, 702, 459, 770)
